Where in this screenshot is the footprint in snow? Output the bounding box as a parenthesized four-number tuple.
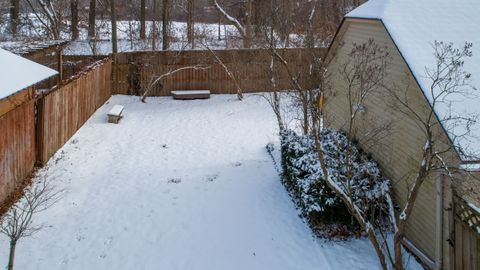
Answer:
(205, 174, 219, 182)
(61, 258, 69, 266)
(76, 234, 85, 242)
(168, 178, 182, 184)
(104, 236, 114, 246)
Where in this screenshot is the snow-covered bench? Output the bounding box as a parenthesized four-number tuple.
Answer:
(108, 105, 124, 124)
(171, 90, 210, 100)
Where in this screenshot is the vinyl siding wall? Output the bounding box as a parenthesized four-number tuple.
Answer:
(325, 19, 460, 268)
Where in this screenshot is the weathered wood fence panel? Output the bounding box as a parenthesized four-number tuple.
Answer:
(0, 96, 36, 202)
(453, 196, 480, 269)
(37, 59, 112, 165)
(114, 48, 326, 96)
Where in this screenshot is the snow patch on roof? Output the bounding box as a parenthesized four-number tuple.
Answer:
(0, 48, 58, 100)
(346, 0, 480, 160)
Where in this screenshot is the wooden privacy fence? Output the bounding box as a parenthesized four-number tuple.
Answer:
(452, 195, 480, 270)
(0, 58, 111, 205)
(114, 48, 327, 96)
(0, 93, 36, 203)
(36, 58, 112, 165)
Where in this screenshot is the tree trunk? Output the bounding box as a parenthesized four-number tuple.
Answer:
(162, 0, 169, 50)
(393, 233, 404, 270)
(187, 0, 195, 48)
(88, 0, 96, 37)
(152, 0, 158, 50)
(217, 12, 221, 41)
(140, 0, 146, 40)
(306, 0, 316, 48)
(110, 0, 118, 53)
(70, 0, 79, 40)
(7, 240, 16, 270)
(9, 0, 20, 37)
(244, 0, 253, 48)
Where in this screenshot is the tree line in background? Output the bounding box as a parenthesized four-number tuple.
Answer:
(2, 0, 366, 50)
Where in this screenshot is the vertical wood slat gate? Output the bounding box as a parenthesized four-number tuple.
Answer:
(452, 196, 480, 270)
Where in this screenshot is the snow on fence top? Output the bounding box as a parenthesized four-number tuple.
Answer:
(346, 0, 480, 161)
(0, 40, 68, 56)
(0, 48, 58, 99)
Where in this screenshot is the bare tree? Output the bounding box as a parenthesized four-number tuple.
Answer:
(70, 0, 79, 40)
(313, 40, 392, 270)
(24, 0, 64, 39)
(110, 0, 118, 53)
(385, 41, 478, 270)
(152, 0, 159, 50)
(204, 45, 244, 100)
(262, 55, 285, 131)
(266, 46, 313, 134)
(9, 0, 20, 37)
(88, 0, 96, 38)
(140, 0, 146, 40)
(162, 0, 170, 50)
(305, 0, 318, 48)
(87, 17, 108, 55)
(213, 0, 252, 48)
(141, 44, 211, 101)
(187, 0, 195, 48)
(312, 41, 478, 270)
(0, 177, 64, 270)
(142, 42, 245, 102)
(340, 39, 391, 191)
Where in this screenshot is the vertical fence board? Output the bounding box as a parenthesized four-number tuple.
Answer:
(37, 59, 112, 165)
(454, 195, 480, 269)
(0, 99, 36, 203)
(113, 48, 327, 96)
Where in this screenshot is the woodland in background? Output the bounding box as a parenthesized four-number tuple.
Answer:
(0, 0, 365, 49)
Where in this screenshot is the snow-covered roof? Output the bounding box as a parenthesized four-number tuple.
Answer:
(345, 0, 480, 161)
(0, 40, 68, 56)
(0, 48, 58, 100)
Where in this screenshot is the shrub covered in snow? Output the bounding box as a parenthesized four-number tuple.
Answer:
(280, 128, 391, 237)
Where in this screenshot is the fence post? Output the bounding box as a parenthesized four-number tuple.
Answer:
(35, 96, 44, 165)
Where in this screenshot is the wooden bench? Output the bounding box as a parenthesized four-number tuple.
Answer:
(171, 90, 210, 100)
(108, 105, 124, 124)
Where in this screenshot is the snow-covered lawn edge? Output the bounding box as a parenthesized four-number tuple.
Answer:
(0, 94, 422, 269)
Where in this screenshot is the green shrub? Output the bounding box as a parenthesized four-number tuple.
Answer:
(279, 128, 391, 236)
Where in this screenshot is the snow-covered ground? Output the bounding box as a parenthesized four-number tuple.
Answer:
(64, 21, 242, 55)
(0, 94, 422, 269)
(1, 15, 321, 55)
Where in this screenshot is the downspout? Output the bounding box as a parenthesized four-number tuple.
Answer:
(435, 173, 444, 269)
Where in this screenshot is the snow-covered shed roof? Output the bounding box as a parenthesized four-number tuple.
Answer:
(0, 48, 58, 100)
(345, 0, 480, 161)
(0, 40, 68, 56)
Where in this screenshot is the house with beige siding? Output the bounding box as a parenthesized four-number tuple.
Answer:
(324, 0, 480, 269)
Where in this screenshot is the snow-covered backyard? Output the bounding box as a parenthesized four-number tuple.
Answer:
(0, 94, 420, 269)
